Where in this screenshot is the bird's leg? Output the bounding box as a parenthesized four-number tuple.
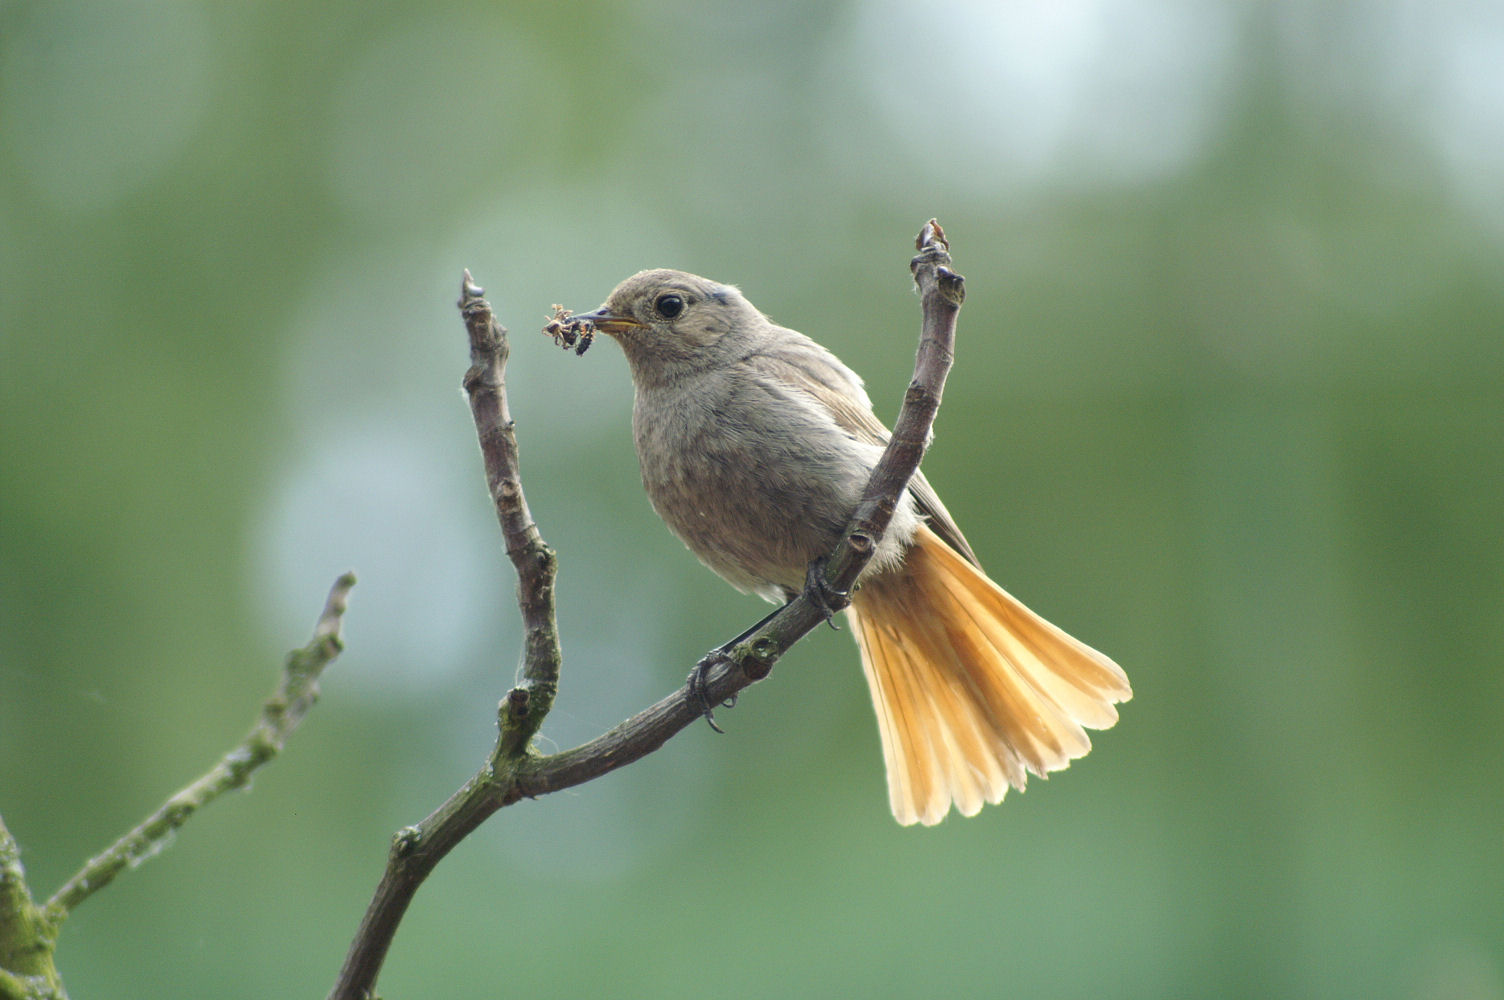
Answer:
(687, 559, 850, 730)
(803, 556, 850, 629)
(685, 654, 732, 734)
(687, 604, 785, 733)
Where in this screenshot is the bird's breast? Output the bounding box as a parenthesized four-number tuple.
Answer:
(631, 377, 869, 599)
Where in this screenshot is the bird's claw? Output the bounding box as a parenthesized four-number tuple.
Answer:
(687, 651, 738, 734)
(804, 557, 850, 630)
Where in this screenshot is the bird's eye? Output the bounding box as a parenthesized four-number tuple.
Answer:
(654, 293, 685, 319)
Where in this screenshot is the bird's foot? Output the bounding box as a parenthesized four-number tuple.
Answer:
(803, 557, 850, 630)
(687, 650, 738, 734)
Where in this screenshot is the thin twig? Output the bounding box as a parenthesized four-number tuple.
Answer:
(458, 270, 561, 752)
(329, 275, 562, 999)
(42, 573, 356, 921)
(329, 222, 964, 1000)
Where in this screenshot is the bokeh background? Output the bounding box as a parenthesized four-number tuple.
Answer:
(3, 2, 1502, 997)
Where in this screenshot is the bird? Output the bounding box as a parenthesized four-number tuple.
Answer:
(560, 268, 1130, 825)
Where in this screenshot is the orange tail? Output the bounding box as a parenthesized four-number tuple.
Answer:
(848, 524, 1131, 826)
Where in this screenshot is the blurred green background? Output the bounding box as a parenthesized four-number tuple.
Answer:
(3, 2, 1501, 997)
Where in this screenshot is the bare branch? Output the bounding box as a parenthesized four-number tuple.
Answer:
(329, 223, 964, 1000)
(458, 271, 561, 753)
(329, 277, 555, 998)
(42, 573, 356, 921)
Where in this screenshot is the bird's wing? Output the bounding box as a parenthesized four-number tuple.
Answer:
(745, 335, 982, 568)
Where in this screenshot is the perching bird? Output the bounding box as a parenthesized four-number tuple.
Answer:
(563, 269, 1130, 825)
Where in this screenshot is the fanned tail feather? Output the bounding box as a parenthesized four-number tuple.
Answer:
(849, 524, 1131, 826)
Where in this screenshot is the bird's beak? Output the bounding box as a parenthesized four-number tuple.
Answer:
(568, 307, 643, 335)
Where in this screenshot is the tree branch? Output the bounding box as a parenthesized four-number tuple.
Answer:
(0, 814, 63, 1000)
(328, 221, 964, 1000)
(458, 271, 562, 753)
(328, 275, 564, 997)
(42, 573, 356, 921)
(1, 574, 353, 999)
